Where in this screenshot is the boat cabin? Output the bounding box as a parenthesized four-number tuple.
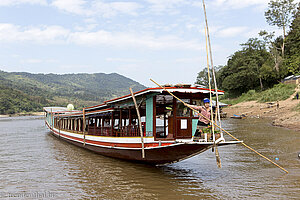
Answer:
(45, 86, 224, 141)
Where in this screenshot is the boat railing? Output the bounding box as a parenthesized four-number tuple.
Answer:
(86, 125, 143, 137)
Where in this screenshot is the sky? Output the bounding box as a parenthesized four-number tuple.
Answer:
(0, 0, 297, 87)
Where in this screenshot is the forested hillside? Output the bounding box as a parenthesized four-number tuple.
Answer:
(0, 71, 145, 114)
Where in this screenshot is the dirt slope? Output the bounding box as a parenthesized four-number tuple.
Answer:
(223, 84, 300, 131)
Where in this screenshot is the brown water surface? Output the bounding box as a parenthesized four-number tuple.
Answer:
(0, 116, 299, 199)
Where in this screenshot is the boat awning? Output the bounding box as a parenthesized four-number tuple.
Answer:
(104, 87, 224, 105)
(44, 107, 70, 113)
(43, 107, 82, 116)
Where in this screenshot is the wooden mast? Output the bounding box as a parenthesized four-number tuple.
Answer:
(83, 108, 86, 146)
(51, 108, 53, 129)
(58, 112, 60, 138)
(202, 0, 223, 139)
(130, 88, 145, 159)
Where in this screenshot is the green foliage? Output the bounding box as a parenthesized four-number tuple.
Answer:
(219, 90, 260, 105)
(265, 0, 297, 28)
(217, 38, 277, 95)
(202, 127, 221, 134)
(0, 84, 49, 114)
(0, 71, 146, 114)
(197, 0, 299, 103)
(257, 83, 296, 102)
(285, 6, 300, 74)
(219, 83, 296, 105)
(195, 68, 215, 88)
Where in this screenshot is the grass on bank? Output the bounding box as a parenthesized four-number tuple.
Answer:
(219, 83, 297, 105)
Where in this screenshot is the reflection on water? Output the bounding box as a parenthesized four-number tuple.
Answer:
(0, 116, 299, 199)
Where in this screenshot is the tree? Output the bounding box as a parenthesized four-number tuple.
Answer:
(195, 66, 222, 88)
(259, 30, 282, 72)
(217, 38, 276, 95)
(195, 68, 211, 88)
(284, 5, 300, 74)
(265, 0, 298, 58)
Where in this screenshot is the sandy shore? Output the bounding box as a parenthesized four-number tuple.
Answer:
(0, 112, 44, 118)
(223, 85, 300, 131)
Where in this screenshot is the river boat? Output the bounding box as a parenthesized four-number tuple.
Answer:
(44, 86, 241, 165)
(231, 114, 246, 119)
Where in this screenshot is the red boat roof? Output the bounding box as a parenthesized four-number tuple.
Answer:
(85, 86, 224, 110)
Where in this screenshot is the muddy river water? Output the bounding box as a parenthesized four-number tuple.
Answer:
(0, 116, 299, 199)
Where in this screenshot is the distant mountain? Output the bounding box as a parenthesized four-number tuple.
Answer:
(0, 70, 146, 114)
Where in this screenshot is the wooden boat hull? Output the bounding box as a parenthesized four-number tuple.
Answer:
(46, 124, 212, 165)
(46, 122, 241, 165)
(51, 131, 211, 165)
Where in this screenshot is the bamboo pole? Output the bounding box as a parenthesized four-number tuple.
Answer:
(83, 108, 86, 146)
(204, 25, 215, 142)
(204, 21, 221, 168)
(130, 88, 145, 159)
(150, 78, 289, 174)
(202, 0, 223, 138)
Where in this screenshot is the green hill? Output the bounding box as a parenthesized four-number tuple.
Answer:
(0, 70, 146, 114)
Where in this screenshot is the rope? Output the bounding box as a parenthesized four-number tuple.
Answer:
(150, 78, 289, 174)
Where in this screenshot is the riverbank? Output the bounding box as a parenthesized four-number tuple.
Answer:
(223, 85, 300, 131)
(0, 112, 44, 118)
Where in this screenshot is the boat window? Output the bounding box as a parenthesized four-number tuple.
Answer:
(176, 99, 191, 117)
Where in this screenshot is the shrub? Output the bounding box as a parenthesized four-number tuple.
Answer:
(257, 83, 296, 102)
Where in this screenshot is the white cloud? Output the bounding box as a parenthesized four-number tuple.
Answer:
(69, 30, 202, 50)
(174, 57, 201, 63)
(21, 59, 43, 64)
(0, 0, 47, 6)
(52, 0, 91, 15)
(145, 0, 187, 14)
(21, 58, 58, 64)
(92, 1, 141, 18)
(0, 23, 70, 43)
(210, 0, 269, 9)
(0, 23, 202, 50)
(106, 57, 143, 63)
(216, 26, 249, 38)
(52, 0, 141, 18)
